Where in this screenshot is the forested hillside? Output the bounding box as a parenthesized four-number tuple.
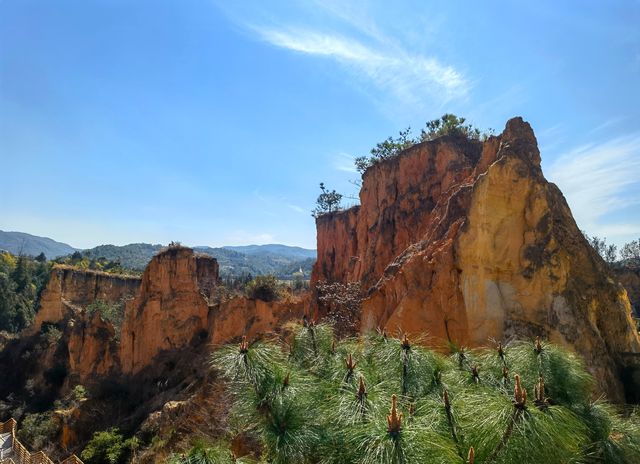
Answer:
(0, 252, 50, 332)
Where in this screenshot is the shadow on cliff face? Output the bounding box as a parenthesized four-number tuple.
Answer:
(621, 360, 640, 403)
(0, 330, 70, 415)
(0, 320, 218, 459)
(62, 328, 214, 456)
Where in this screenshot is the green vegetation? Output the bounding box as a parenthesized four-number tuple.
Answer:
(86, 299, 125, 337)
(312, 182, 344, 217)
(81, 428, 139, 464)
(0, 251, 50, 333)
(244, 275, 285, 302)
(53, 251, 132, 275)
(583, 232, 618, 264)
(621, 238, 640, 263)
(41, 323, 63, 345)
(18, 411, 58, 451)
(583, 232, 640, 267)
(64, 243, 315, 280)
(210, 325, 640, 463)
(169, 440, 245, 464)
(355, 114, 492, 175)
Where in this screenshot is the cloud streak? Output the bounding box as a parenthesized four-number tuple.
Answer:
(222, 0, 469, 111)
(254, 26, 468, 107)
(331, 152, 358, 173)
(547, 133, 640, 241)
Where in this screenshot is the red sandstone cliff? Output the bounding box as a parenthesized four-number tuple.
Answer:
(120, 246, 219, 374)
(312, 117, 640, 401)
(33, 266, 141, 332)
(208, 295, 306, 346)
(27, 245, 307, 380)
(67, 311, 120, 379)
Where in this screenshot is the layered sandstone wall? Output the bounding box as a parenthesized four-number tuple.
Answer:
(313, 117, 640, 401)
(119, 247, 219, 374)
(33, 266, 141, 332)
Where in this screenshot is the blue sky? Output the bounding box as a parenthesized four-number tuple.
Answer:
(1, 0, 639, 250)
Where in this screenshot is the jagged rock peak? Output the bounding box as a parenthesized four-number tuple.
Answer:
(312, 116, 640, 402)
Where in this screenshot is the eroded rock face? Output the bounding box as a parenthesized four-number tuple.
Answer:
(209, 296, 306, 346)
(313, 117, 640, 401)
(120, 247, 219, 374)
(67, 311, 119, 379)
(33, 266, 141, 332)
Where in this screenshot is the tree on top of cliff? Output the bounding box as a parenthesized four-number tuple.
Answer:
(420, 113, 491, 142)
(621, 238, 640, 265)
(354, 114, 491, 175)
(312, 182, 343, 217)
(583, 232, 618, 264)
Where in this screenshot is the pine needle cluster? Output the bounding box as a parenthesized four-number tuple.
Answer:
(195, 327, 640, 463)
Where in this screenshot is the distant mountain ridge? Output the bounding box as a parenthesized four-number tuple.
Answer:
(0, 231, 315, 279)
(0, 230, 78, 258)
(222, 244, 316, 260)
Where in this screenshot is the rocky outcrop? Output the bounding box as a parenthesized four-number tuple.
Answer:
(209, 296, 307, 346)
(120, 247, 219, 374)
(27, 246, 308, 379)
(312, 117, 640, 401)
(33, 266, 141, 332)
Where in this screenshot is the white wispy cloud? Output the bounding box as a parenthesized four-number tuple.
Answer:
(221, 0, 469, 111)
(331, 152, 358, 173)
(547, 133, 640, 242)
(254, 26, 468, 107)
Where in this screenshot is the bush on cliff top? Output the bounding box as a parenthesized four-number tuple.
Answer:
(206, 325, 640, 464)
(355, 114, 493, 175)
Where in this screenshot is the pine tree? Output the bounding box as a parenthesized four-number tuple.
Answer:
(202, 326, 640, 464)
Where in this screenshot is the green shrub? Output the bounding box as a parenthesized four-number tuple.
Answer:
(244, 275, 283, 302)
(211, 327, 640, 464)
(81, 428, 137, 464)
(41, 323, 62, 345)
(85, 300, 124, 337)
(72, 384, 88, 402)
(18, 412, 58, 451)
(168, 440, 242, 464)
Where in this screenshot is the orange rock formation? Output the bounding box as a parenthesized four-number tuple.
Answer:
(26, 245, 307, 380)
(120, 246, 218, 374)
(68, 311, 120, 379)
(209, 295, 306, 346)
(33, 265, 140, 332)
(312, 117, 640, 401)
